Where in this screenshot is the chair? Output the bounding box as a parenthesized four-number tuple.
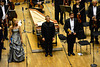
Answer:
(76, 30, 91, 54)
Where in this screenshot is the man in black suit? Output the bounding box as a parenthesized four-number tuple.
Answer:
(64, 12, 79, 56)
(52, 0, 64, 25)
(87, 0, 100, 44)
(41, 15, 55, 57)
(0, 0, 9, 50)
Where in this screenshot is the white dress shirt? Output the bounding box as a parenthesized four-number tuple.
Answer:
(5, 0, 8, 5)
(37, 0, 39, 2)
(1, 5, 6, 20)
(70, 18, 74, 33)
(93, 6, 97, 18)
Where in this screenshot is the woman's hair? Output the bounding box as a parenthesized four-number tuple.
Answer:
(12, 18, 18, 28)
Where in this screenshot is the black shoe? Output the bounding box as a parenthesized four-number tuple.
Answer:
(60, 22, 63, 25)
(2, 47, 6, 50)
(68, 53, 71, 56)
(96, 41, 99, 44)
(71, 53, 75, 56)
(45, 53, 48, 57)
(90, 41, 93, 43)
(49, 53, 53, 57)
(6, 38, 8, 40)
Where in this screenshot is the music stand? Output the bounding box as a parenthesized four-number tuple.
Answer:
(60, 5, 71, 21)
(90, 31, 100, 67)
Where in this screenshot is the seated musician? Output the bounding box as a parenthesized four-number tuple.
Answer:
(0, 0, 8, 41)
(41, 15, 55, 57)
(73, 0, 85, 30)
(30, 0, 44, 9)
(64, 11, 79, 56)
(87, 0, 100, 44)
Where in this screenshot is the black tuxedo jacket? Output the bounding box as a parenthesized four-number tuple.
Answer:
(41, 22, 55, 41)
(64, 18, 79, 43)
(87, 6, 100, 28)
(0, 5, 9, 20)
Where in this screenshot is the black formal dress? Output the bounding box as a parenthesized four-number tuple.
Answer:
(0, 5, 8, 40)
(87, 6, 100, 42)
(64, 18, 79, 54)
(52, 0, 63, 24)
(41, 21, 55, 54)
(73, 3, 85, 30)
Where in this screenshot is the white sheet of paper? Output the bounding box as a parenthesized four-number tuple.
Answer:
(18, 20, 22, 26)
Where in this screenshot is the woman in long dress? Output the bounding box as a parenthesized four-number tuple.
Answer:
(8, 18, 25, 63)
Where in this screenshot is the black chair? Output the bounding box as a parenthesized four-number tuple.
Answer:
(76, 30, 91, 54)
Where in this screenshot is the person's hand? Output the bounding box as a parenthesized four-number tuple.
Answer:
(68, 32, 71, 35)
(73, 33, 76, 35)
(21, 40, 23, 44)
(2, 20, 4, 23)
(52, 37, 55, 41)
(52, 3, 54, 6)
(94, 18, 97, 21)
(77, 12, 80, 15)
(42, 38, 45, 41)
(9, 40, 11, 43)
(92, 16, 95, 20)
(0, 27, 1, 30)
(1, 39, 3, 43)
(6, 15, 8, 18)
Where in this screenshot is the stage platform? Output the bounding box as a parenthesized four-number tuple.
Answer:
(27, 33, 63, 53)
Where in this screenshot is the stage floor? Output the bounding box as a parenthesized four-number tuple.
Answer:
(27, 33, 63, 53)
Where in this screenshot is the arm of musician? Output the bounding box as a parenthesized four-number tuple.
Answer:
(74, 19, 79, 35)
(52, 23, 55, 40)
(73, 5, 77, 16)
(19, 26, 23, 44)
(0, 29, 3, 42)
(9, 26, 12, 43)
(87, 7, 92, 19)
(64, 20, 69, 34)
(41, 23, 45, 40)
(52, 0, 54, 6)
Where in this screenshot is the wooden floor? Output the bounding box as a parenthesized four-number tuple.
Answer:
(0, 2, 100, 67)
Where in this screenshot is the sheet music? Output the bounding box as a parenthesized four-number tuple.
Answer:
(18, 20, 22, 26)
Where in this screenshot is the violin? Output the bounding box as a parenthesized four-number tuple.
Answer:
(77, 7, 85, 23)
(77, 14, 82, 23)
(92, 16, 97, 28)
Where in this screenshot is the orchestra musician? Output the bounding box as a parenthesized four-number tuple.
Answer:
(41, 15, 55, 57)
(64, 11, 79, 56)
(0, 0, 9, 41)
(52, 0, 64, 25)
(30, 0, 44, 8)
(73, 0, 86, 30)
(87, 0, 100, 44)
